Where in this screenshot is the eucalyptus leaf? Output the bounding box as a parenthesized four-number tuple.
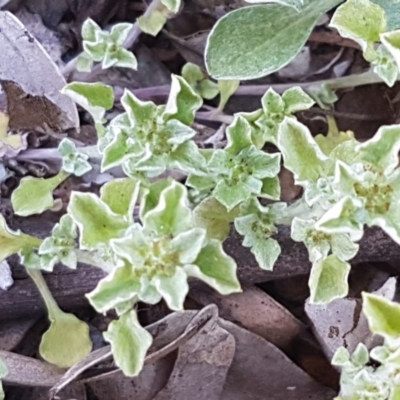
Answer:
(205, 0, 342, 80)
(103, 310, 153, 376)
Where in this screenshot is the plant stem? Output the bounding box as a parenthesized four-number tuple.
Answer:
(26, 268, 61, 321)
(120, 70, 386, 102)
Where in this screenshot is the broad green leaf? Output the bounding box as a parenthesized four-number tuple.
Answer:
(381, 30, 400, 72)
(68, 192, 127, 250)
(143, 180, 192, 236)
(193, 197, 239, 241)
(0, 214, 41, 262)
(169, 228, 206, 264)
(278, 118, 327, 183)
(372, 0, 400, 30)
(213, 180, 250, 211)
(358, 124, 400, 174)
(331, 347, 351, 366)
(114, 48, 138, 70)
(186, 240, 241, 294)
(250, 238, 281, 270)
(87, 263, 141, 313)
(163, 75, 203, 125)
(121, 90, 156, 128)
(84, 41, 106, 61)
(225, 116, 253, 154)
(182, 63, 219, 100)
(218, 79, 240, 110)
(330, 0, 387, 54)
(316, 197, 365, 241)
(162, 0, 181, 12)
(81, 18, 102, 42)
(351, 343, 370, 367)
(282, 87, 315, 113)
(309, 255, 351, 304)
(138, 10, 168, 36)
(169, 140, 207, 174)
(140, 179, 172, 219)
(260, 176, 281, 200)
(362, 292, 400, 340)
(100, 177, 140, 219)
(12, 171, 69, 217)
(205, 1, 342, 80)
(315, 130, 355, 156)
(103, 310, 153, 376)
(39, 311, 92, 368)
(373, 44, 398, 87)
(61, 82, 114, 122)
(110, 23, 134, 46)
(153, 268, 189, 311)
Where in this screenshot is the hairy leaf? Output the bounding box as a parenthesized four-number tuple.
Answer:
(103, 310, 152, 376)
(205, 0, 342, 80)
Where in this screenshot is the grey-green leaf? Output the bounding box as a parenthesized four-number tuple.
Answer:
(205, 1, 342, 80)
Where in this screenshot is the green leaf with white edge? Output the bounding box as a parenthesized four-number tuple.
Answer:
(373, 44, 398, 87)
(245, 0, 304, 9)
(260, 176, 281, 200)
(114, 48, 138, 70)
(103, 309, 153, 377)
(0, 214, 42, 262)
(186, 239, 241, 295)
(198, 79, 220, 100)
(121, 89, 156, 128)
(213, 179, 250, 211)
(331, 346, 351, 366)
(250, 238, 281, 270)
(81, 18, 102, 42)
(163, 75, 203, 125)
(77, 52, 94, 72)
(68, 192, 127, 250)
(205, 1, 342, 80)
(331, 233, 359, 261)
(137, 10, 167, 36)
(87, 263, 141, 313)
(372, 0, 400, 30)
(161, 0, 181, 12)
(315, 197, 365, 241)
(358, 124, 400, 175)
(100, 177, 140, 220)
(84, 41, 106, 62)
(153, 268, 189, 311)
(182, 63, 219, 100)
(218, 79, 240, 110)
(169, 140, 207, 174)
(371, 205, 400, 245)
(193, 197, 239, 241)
(282, 86, 315, 113)
(362, 292, 400, 341)
(39, 311, 92, 368)
(278, 118, 327, 183)
(109, 23, 133, 46)
(61, 82, 114, 123)
(315, 130, 355, 156)
(381, 30, 400, 73)
(309, 255, 351, 304)
(58, 138, 92, 177)
(12, 171, 69, 217)
(330, 0, 387, 54)
(351, 343, 370, 367)
(261, 88, 285, 114)
(143, 180, 193, 236)
(169, 228, 206, 264)
(140, 179, 172, 219)
(225, 116, 254, 154)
